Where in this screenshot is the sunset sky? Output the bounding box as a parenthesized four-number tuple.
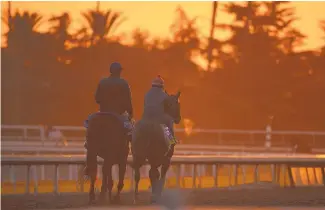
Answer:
(1, 1, 325, 51)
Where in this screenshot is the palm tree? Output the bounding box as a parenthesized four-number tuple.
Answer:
(80, 6, 126, 45)
(170, 6, 198, 45)
(48, 12, 71, 49)
(2, 10, 43, 52)
(207, 1, 218, 72)
(131, 28, 150, 49)
(1, 7, 43, 124)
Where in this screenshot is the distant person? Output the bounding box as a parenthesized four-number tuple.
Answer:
(47, 125, 68, 147)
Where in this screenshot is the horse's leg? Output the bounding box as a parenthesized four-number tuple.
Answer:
(158, 157, 172, 197)
(99, 161, 107, 201)
(133, 160, 141, 204)
(149, 165, 160, 204)
(89, 172, 97, 204)
(114, 162, 127, 203)
(106, 164, 114, 203)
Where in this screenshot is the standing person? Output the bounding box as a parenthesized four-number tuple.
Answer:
(47, 125, 68, 147)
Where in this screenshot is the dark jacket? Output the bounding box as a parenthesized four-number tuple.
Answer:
(95, 75, 133, 118)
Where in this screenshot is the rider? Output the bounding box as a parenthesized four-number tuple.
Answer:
(95, 62, 133, 118)
(84, 62, 133, 176)
(142, 75, 175, 149)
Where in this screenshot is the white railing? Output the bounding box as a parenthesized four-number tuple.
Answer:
(3, 144, 325, 155)
(2, 124, 325, 147)
(2, 154, 325, 195)
(1, 147, 255, 156)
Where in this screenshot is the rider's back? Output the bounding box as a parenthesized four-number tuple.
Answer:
(142, 87, 168, 121)
(95, 76, 132, 115)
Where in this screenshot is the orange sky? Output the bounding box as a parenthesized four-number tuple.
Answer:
(1, 1, 325, 51)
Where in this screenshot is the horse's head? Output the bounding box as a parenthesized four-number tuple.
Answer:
(164, 91, 181, 124)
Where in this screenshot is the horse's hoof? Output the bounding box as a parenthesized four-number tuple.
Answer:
(150, 196, 159, 205)
(150, 199, 158, 205)
(133, 196, 139, 205)
(89, 193, 96, 204)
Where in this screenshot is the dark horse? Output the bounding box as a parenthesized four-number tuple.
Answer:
(85, 112, 130, 204)
(132, 91, 181, 204)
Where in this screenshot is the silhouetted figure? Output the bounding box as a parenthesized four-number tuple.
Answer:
(142, 76, 174, 136)
(95, 62, 133, 118)
(132, 76, 181, 204)
(83, 62, 134, 204)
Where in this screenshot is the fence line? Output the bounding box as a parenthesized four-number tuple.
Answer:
(2, 124, 325, 143)
(2, 155, 325, 195)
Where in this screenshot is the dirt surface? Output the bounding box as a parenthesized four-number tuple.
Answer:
(2, 187, 325, 210)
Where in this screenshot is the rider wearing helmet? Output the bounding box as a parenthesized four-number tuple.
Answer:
(95, 62, 133, 118)
(143, 75, 174, 137)
(84, 62, 133, 177)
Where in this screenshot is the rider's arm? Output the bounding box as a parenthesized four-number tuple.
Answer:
(124, 83, 133, 119)
(94, 81, 102, 104)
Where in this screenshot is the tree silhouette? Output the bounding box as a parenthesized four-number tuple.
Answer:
(1, 4, 324, 131)
(48, 12, 72, 48)
(2, 10, 43, 55)
(169, 6, 200, 54)
(131, 28, 150, 49)
(206, 1, 218, 72)
(79, 7, 126, 46)
(320, 20, 325, 55)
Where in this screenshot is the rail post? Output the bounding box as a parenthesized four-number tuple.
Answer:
(9, 165, 17, 193)
(321, 167, 325, 187)
(175, 164, 181, 188)
(25, 165, 31, 194)
(53, 164, 59, 194)
(271, 164, 276, 184)
(192, 164, 197, 188)
(233, 164, 238, 185)
(32, 166, 39, 194)
(287, 165, 295, 187)
(212, 164, 218, 187)
(254, 164, 259, 183)
(23, 127, 28, 140)
(242, 165, 247, 184)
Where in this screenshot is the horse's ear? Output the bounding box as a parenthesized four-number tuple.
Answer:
(176, 91, 181, 98)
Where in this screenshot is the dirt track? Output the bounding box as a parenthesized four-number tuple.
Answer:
(2, 187, 325, 210)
